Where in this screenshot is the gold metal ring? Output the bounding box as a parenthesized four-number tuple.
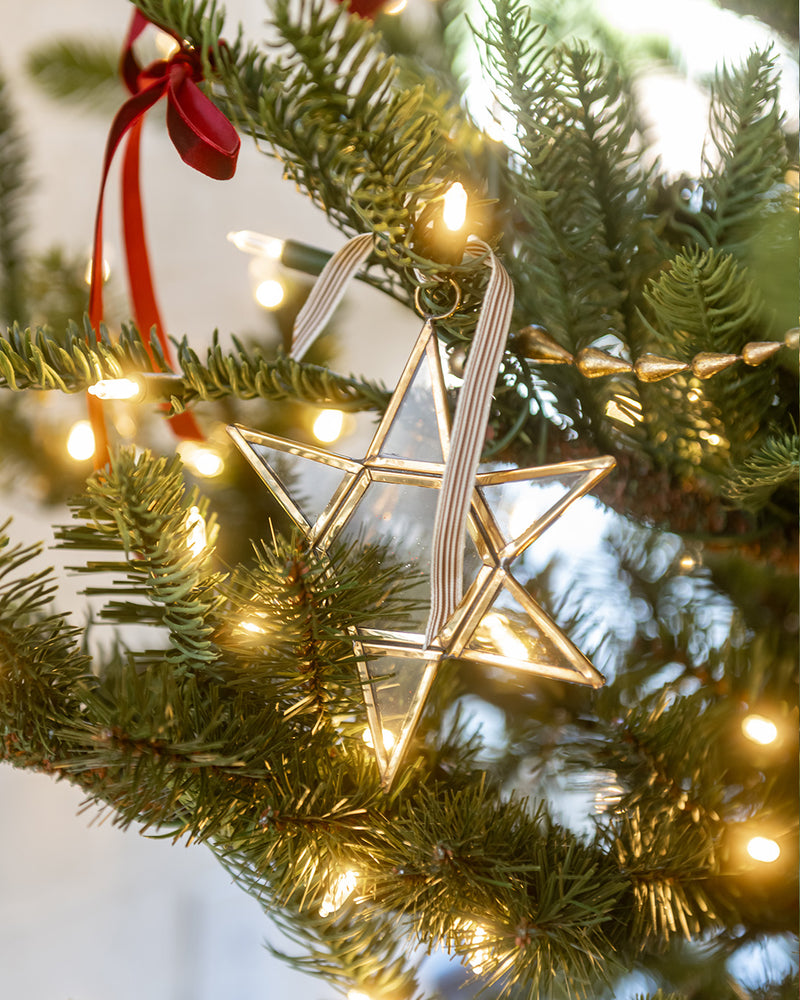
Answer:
(413, 279, 462, 321)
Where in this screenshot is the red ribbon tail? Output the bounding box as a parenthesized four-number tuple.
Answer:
(121, 122, 204, 442)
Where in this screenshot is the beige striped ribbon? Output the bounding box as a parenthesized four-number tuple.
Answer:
(424, 237, 514, 643)
(290, 233, 375, 361)
(289, 234, 514, 648)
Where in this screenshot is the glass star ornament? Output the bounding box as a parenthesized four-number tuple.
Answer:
(228, 319, 615, 789)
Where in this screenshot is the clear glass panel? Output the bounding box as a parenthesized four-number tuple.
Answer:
(338, 479, 483, 631)
(478, 469, 591, 545)
(466, 587, 565, 670)
(363, 652, 430, 753)
(249, 442, 346, 526)
(378, 350, 446, 463)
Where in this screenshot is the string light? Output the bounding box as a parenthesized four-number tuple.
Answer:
(741, 714, 778, 745)
(319, 869, 358, 917)
(227, 230, 285, 259)
(66, 420, 96, 461)
(678, 553, 698, 572)
(747, 836, 780, 863)
(88, 377, 142, 401)
(442, 182, 468, 231)
(384, 0, 407, 13)
(312, 409, 345, 443)
(184, 506, 207, 558)
(255, 278, 286, 309)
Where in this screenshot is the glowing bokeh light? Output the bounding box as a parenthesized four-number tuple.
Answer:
(255, 279, 286, 309)
(66, 420, 95, 461)
(742, 714, 778, 746)
(747, 837, 780, 863)
(313, 409, 345, 443)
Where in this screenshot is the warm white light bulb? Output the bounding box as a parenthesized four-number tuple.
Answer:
(384, 0, 407, 12)
(442, 182, 468, 231)
(319, 870, 358, 917)
(88, 378, 141, 401)
(185, 506, 207, 558)
(227, 230, 285, 259)
(742, 714, 778, 746)
(312, 409, 345, 443)
(678, 553, 697, 572)
(747, 836, 780, 863)
(66, 420, 96, 461)
(255, 279, 285, 309)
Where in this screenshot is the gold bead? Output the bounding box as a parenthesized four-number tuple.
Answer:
(690, 353, 739, 379)
(448, 345, 468, 378)
(576, 348, 633, 378)
(633, 354, 691, 382)
(785, 328, 799, 350)
(515, 325, 574, 365)
(741, 341, 782, 366)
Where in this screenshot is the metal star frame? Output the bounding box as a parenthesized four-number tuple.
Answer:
(228, 319, 615, 789)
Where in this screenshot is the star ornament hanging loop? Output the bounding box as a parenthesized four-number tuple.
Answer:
(228, 315, 615, 790)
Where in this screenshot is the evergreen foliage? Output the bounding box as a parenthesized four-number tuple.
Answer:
(0, 69, 27, 328)
(0, 0, 797, 996)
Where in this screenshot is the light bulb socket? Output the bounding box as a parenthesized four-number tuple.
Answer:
(137, 372, 186, 402)
(281, 239, 335, 276)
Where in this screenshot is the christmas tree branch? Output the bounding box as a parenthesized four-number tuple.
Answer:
(0, 68, 28, 327)
(0, 320, 390, 411)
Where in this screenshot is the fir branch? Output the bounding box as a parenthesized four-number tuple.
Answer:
(216, 536, 423, 729)
(479, 0, 657, 442)
(0, 69, 28, 326)
(640, 246, 783, 469)
(26, 38, 122, 112)
(670, 48, 790, 257)
(176, 332, 390, 412)
(134, 0, 462, 256)
(0, 525, 95, 773)
(722, 431, 800, 512)
(55, 448, 224, 670)
(0, 320, 390, 412)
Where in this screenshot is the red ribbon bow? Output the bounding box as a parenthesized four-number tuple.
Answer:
(88, 11, 240, 467)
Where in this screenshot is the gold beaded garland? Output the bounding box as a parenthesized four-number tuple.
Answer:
(514, 326, 795, 385)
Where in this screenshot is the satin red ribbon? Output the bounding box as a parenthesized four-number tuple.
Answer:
(88, 11, 240, 467)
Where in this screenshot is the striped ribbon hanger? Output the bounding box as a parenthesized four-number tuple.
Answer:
(289, 234, 514, 647)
